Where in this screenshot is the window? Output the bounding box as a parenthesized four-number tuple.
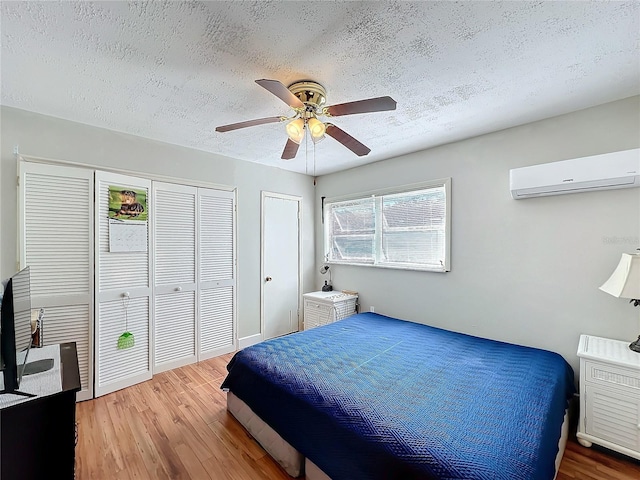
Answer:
(324, 179, 451, 272)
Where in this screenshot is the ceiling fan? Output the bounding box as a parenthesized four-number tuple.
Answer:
(215, 79, 396, 160)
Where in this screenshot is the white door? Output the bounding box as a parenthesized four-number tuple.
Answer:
(262, 192, 301, 340)
(153, 182, 197, 373)
(19, 162, 94, 401)
(198, 188, 236, 359)
(94, 172, 152, 397)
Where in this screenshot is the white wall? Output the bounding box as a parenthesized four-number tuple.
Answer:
(315, 96, 640, 377)
(3, 97, 638, 377)
(0, 106, 316, 339)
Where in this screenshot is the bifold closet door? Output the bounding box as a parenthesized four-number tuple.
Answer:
(19, 162, 94, 401)
(94, 172, 152, 397)
(198, 188, 236, 360)
(153, 182, 197, 373)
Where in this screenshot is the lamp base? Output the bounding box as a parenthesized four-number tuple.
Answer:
(629, 335, 640, 353)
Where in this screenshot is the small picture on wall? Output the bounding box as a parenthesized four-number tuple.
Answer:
(108, 186, 148, 221)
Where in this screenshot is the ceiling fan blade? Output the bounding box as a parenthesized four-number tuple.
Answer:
(325, 124, 371, 157)
(324, 96, 396, 117)
(215, 116, 283, 133)
(281, 139, 300, 160)
(256, 79, 304, 109)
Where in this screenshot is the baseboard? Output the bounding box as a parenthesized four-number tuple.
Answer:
(238, 333, 262, 349)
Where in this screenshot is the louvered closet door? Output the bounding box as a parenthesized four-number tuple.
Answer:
(198, 188, 236, 360)
(19, 162, 94, 401)
(95, 172, 152, 397)
(153, 182, 197, 373)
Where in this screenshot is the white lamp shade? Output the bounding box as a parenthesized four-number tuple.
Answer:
(599, 253, 640, 299)
(307, 117, 326, 143)
(285, 118, 305, 144)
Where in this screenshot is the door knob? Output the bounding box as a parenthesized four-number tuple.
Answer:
(265, 276, 272, 282)
(175, 286, 182, 292)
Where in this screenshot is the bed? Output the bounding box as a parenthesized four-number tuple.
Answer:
(221, 312, 575, 480)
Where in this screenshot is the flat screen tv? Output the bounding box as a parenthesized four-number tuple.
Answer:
(1, 266, 37, 397)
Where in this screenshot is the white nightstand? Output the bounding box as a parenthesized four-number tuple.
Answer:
(576, 334, 640, 459)
(303, 291, 358, 330)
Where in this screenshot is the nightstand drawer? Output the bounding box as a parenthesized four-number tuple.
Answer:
(304, 300, 332, 329)
(584, 384, 640, 452)
(304, 300, 331, 315)
(584, 360, 640, 393)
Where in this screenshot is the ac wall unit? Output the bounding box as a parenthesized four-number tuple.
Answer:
(510, 148, 640, 199)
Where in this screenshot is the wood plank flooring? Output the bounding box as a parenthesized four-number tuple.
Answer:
(76, 353, 640, 479)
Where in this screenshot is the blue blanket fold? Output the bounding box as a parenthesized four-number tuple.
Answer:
(221, 313, 575, 480)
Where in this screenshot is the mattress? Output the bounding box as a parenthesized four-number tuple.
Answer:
(221, 313, 575, 480)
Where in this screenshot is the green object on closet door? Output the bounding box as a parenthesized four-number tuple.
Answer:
(117, 293, 135, 350)
(117, 331, 135, 350)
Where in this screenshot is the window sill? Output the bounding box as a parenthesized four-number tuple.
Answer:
(327, 260, 449, 273)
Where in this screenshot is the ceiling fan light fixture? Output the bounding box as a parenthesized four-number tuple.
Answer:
(308, 117, 326, 142)
(286, 118, 305, 144)
(216, 78, 396, 160)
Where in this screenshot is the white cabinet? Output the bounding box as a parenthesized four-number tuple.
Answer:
(303, 291, 358, 330)
(154, 182, 197, 372)
(153, 183, 236, 372)
(197, 188, 236, 360)
(577, 334, 640, 460)
(19, 160, 236, 400)
(20, 162, 94, 401)
(94, 172, 153, 398)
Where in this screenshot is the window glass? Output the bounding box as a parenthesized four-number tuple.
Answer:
(324, 179, 450, 272)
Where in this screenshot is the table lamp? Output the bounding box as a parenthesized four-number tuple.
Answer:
(320, 265, 332, 291)
(599, 252, 640, 352)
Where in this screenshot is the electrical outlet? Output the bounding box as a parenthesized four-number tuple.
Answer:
(370, 306, 375, 313)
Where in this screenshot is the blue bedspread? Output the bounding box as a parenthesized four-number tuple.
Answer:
(221, 313, 575, 480)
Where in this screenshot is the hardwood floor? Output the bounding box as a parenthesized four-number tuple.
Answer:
(76, 353, 640, 479)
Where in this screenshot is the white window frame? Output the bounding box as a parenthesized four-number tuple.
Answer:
(323, 178, 451, 272)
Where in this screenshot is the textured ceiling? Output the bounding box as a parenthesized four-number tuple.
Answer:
(1, 1, 639, 176)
